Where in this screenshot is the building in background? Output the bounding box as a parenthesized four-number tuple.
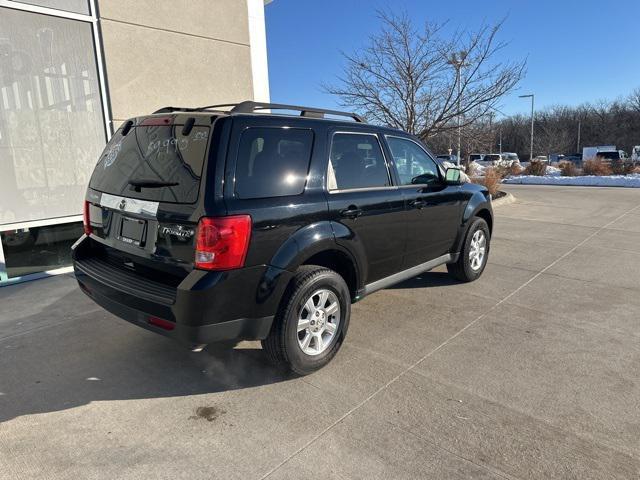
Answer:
(0, 0, 270, 285)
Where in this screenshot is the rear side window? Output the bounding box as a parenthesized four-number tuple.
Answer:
(89, 123, 209, 204)
(328, 133, 390, 190)
(235, 128, 313, 199)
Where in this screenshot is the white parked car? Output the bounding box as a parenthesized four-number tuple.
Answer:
(533, 155, 549, 163)
(484, 153, 514, 167)
(502, 152, 520, 165)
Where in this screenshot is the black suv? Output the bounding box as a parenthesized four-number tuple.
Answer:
(73, 102, 493, 374)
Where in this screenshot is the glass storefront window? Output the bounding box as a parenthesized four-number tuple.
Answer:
(0, 7, 106, 226)
(9, 0, 90, 15)
(1, 222, 83, 278)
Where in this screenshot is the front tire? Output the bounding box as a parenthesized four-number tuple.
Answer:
(262, 265, 350, 375)
(447, 217, 490, 282)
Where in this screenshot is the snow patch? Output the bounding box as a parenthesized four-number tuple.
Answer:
(545, 166, 561, 176)
(503, 174, 640, 188)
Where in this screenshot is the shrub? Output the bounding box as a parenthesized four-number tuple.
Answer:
(583, 158, 612, 176)
(508, 163, 523, 176)
(610, 159, 634, 175)
(524, 160, 547, 176)
(559, 161, 578, 177)
(474, 167, 501, 196)
(633, 166, 640, 174)
(493, 165, 509, 179)
(493, 162, 522, 179)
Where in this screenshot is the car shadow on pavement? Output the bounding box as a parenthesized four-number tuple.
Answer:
(0, 288, 296, 423)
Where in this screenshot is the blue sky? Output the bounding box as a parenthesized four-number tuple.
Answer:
(265, 0, 640, 118)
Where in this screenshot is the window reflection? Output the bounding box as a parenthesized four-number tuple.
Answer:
(0, 7, 106, 225)
(1, 222, 83, 278)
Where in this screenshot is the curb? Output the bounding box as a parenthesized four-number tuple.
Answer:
(492, 191, 516, 208)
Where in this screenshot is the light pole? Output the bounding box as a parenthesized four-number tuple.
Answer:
(576, 119, 581, 153)
(488, 111, 495, 154)
(486, 105, 508, 156)
(449, 51, 469, 165)
(519, 94, 534, 162)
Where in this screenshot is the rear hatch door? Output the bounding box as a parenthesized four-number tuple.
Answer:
(85, 114, 218, 279)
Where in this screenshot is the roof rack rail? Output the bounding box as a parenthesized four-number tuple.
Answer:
(153, 101, 366, 123)
(230, 101, 366, 123)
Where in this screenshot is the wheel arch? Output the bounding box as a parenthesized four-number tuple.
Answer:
(300, 249, 359, 300)
(475, 207, 493, 234)
(268, 221, 362, 300)
(452, 193, 493, 254)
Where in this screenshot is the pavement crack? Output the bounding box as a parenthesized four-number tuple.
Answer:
(383, 420, 521, 480)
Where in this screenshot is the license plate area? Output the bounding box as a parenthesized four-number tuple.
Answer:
(119, 216, 147, 247)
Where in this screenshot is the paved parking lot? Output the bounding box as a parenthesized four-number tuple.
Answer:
(1, 185, 639, 479)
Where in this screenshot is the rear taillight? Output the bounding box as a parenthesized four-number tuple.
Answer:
(83, 200, 92, 235)
(195, 215, 252, 271)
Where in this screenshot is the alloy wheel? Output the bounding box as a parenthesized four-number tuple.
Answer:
(297, 289, 340, 356)
(469, 230, 487, 271)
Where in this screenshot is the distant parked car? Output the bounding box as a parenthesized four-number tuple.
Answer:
(562, 153, 583, 165)
(583, 145, 616, 161)
(502, 152, 520, 164)
(436, 154, 459, 164)
(484, 153, 514, 167)
(468, 153, 484, 163)
(596, 150, 627, 161)
(533, 155, 549, 163)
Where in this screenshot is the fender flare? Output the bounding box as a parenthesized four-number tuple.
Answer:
(452, 192, 493, 254)
(267, 220, 364, 291)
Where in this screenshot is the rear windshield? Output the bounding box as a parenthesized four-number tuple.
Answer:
(89, 123, 210, 204)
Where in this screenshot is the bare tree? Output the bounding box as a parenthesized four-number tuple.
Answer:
(628, 87, 640, 113)
(324, 11, 526, 143)
(495, 87, 640, 158)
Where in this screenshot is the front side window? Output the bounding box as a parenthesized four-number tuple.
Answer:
(235, 128, 313, 199)
(387, 137, 440, 186)
(328, 133, 390, 190)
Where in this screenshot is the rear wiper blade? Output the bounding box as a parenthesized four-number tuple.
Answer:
(128, 179, 179, 191)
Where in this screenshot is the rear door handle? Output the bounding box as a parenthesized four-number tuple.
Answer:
(340, 206, 363, 219)
(411, 199, 432, 209)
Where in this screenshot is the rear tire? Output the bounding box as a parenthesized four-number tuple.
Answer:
(447, 217, 490, 282)
(262, 265, 350, 375)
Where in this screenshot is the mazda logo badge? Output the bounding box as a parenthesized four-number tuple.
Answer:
(119, 199, 126, 210)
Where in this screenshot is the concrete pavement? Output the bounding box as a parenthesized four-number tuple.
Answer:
(1, 184, 639, 479)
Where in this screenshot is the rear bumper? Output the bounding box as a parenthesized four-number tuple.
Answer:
(72, 236, 292, 345)
(77, 278, 273, 344)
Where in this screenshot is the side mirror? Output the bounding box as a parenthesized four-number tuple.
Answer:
(445, 167, 462, 185)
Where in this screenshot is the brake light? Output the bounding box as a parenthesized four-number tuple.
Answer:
(83, 200, 92, 235)
(195, 216, 252, 270)
(140, 116, 173, 126)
